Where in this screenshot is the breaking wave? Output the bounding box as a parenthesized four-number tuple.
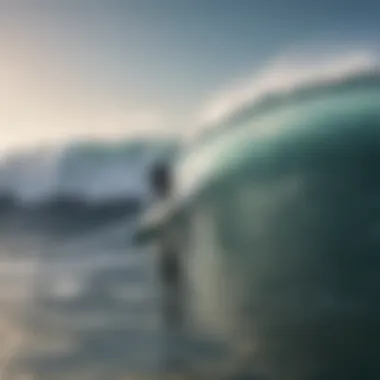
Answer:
(3, 50, 380, 214)
(194, 50, 380, 143)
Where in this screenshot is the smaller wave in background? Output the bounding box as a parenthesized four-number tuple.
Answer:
(0, 137, 180, 210)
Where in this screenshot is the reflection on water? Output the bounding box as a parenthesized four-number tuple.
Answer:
(0, 213, 174, 380)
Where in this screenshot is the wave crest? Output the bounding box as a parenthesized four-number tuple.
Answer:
(195, 50, 380, 142)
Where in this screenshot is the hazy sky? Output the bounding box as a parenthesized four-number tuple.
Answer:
(0, 0, 380, 151)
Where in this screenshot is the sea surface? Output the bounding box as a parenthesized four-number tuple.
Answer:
(0, 138, 235, 380)
(0, 204, 170, 380)
(0, 204, 232, 380)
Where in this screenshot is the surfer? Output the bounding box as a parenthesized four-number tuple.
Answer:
(149, 161, 186, 375)
(150, 161, 182, 327)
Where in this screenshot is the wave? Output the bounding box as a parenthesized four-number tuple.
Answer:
(194, 50, 380, 144)
(0, 137, 180, 207)
(3, 51, 378, 209)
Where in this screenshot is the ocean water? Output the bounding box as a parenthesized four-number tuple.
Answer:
(0, 204, 232, 380)
(2, 56, 380, 380)
(0, 207, 164, 380)
(0, 140, 192, 380)
(0, 138, 232, 380)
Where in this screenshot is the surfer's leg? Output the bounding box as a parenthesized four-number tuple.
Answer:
(159, 252, 187, 375)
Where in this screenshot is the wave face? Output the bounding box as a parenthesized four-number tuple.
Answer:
(0, 138, 180, 207)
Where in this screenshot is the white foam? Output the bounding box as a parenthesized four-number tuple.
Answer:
(196, 49, 380, 139)
(0, 139, 178, 204)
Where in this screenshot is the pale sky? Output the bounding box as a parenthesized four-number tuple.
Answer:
(0, 0, 380, 153)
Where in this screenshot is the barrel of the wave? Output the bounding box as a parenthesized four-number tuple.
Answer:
(169, 76, 380, 379)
